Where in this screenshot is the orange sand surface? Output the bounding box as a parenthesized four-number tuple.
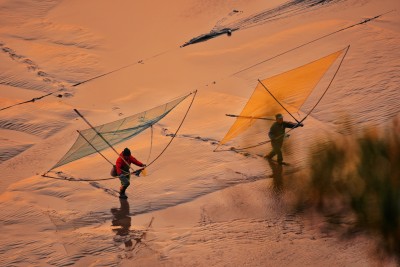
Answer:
(1, 0, 399, 266)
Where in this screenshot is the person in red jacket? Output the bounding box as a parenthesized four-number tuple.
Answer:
(116, 148, 145, 199)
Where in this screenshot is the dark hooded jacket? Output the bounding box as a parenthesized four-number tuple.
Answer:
(268, 121, 298, 145)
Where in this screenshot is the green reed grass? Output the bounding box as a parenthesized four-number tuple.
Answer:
(291, 119, 400, 262)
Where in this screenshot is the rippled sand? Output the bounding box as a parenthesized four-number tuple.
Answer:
(0, 0, 399, 266)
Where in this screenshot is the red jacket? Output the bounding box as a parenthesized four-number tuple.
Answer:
(116, 152, 144, 175)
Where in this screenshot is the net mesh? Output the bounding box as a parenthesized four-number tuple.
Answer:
(51, 93, 192, 170)
(219, 48, 344, 146)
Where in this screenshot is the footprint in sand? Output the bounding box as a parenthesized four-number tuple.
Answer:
(0, 41, 71, 93)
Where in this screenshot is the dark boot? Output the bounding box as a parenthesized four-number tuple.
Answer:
(119, 186, 128, 199)
(265, 151, 274, 160)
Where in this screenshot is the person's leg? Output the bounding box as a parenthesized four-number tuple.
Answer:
(119, 174, 130, 198)
(125, 175, 131, 191)
(266, 143, 277, 159)
(276, 147, 283, 163)
(271, 141, 284, 163)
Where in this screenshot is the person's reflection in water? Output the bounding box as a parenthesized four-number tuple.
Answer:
(111, 198, 133, 252)
(267, 159, 284, 195)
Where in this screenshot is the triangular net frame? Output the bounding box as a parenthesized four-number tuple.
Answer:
(217, 48, 346, 150)
(50, 93, 192, 170)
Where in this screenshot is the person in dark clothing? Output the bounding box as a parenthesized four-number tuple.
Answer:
(265, 113, 303, 164)
(116, 148, 146, 199)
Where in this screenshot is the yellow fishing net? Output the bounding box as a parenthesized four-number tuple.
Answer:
(219, 48, 345, 147)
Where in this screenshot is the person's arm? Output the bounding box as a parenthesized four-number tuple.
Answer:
(129, 155, 145, 167)
(116, 157, 123, 175)
(284, 121, 303, 129)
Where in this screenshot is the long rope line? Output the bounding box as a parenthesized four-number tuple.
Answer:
(72, 49, 173, 87)
(0, 48, 174, 112)
(0, 11, 391, 112)
(231, 10, 394, 76)
(0, 91, 55, 111)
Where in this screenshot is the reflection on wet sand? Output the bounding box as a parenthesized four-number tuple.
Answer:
(111, 199, 133, 252)
(111, 199, 155, 259)
(267, 159, 283, 195)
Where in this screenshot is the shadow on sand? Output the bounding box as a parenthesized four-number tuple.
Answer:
(111, 198, 133, 250)
(111, 199, 155, 259)
(267, 159, 284, 195)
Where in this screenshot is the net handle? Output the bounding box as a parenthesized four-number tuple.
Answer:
(73, 109, 136, 172)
